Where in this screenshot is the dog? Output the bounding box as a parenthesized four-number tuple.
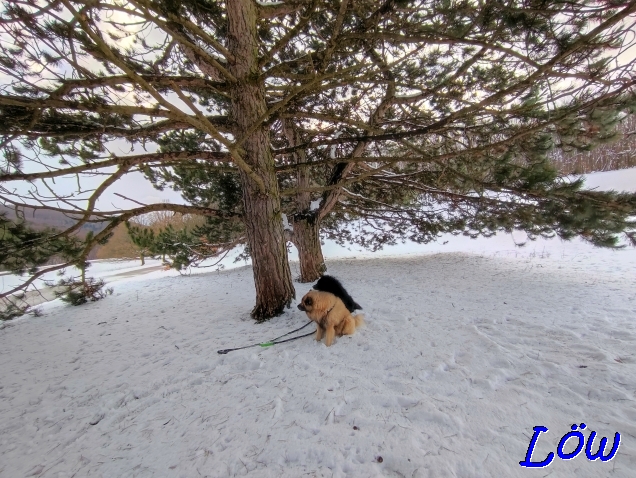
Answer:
(312, 275, 362, 313)
(297, 290, 364, 346)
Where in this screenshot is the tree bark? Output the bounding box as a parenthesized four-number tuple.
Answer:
(292, 214, 326, 282)
(227, 0, 295, 320)
(282, 119, 326, 282)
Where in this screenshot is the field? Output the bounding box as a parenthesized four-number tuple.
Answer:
(1, 169, 635, 477)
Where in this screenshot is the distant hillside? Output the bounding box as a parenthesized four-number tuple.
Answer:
(93, 222, 142, 260)
(0, 204, 164, 263)
(0, 204, 109, 236)
(0, 204, 110, 260)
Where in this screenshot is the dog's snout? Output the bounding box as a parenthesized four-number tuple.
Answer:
(297, 303, 305, 311)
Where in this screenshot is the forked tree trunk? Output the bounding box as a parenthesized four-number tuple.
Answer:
(293, 214, 326, 282)
(227, 0, 295, 320)
(282, 120, 326, 282)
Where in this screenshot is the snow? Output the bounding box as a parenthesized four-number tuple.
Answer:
(1, 168, 636, 477)
(0, 260, 165, 295)
(576, 166, 636, 193)
(282, 213, 293, 232)
(330, 131, 343, 160)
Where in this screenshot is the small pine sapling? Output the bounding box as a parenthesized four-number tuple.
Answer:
(48, 276, 113, 306)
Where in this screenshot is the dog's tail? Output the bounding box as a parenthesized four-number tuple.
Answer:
(353, 313, 364, 328)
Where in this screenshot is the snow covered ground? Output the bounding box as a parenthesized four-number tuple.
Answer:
(0, 259, 167, 295)
(1, 168, 635, 477)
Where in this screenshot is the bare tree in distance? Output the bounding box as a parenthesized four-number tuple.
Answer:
(553, 114, 636, 174)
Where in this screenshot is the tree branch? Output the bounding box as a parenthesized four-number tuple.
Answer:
(0, 151, 232, 182)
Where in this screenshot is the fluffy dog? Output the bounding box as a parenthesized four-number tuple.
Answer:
(312, 275, 362, 313)
(298, 290, 364, 346)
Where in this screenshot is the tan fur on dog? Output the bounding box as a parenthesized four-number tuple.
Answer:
(297, 290, 364, 346)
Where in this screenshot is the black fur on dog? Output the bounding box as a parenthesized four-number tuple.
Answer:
(312, 275, 362, 313)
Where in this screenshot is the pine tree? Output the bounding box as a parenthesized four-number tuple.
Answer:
(2, 1, 636, 319)
(125, 223, 156, 265)
(553, 114, 636, 173)
(137, 129, 247, 269)
(0, 215, 111, 318)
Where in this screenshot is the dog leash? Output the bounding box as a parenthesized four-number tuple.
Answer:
(217, 320, 314, 354)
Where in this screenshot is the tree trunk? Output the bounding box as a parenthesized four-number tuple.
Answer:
(227, 0, 295, 320)
(292, 214, 326, 282)
(140, 252, 145, 266)
(282, 119, 326, 282)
